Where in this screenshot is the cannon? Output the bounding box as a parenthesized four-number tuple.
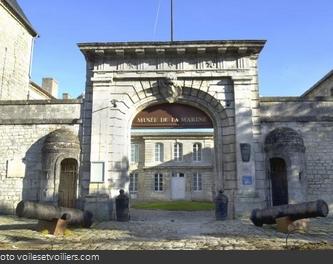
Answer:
(16, 201, 93, 228)
(250, 200, 329, 227)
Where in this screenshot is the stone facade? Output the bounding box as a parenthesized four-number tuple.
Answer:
(0, 0, 36, 100)
(77, 42, 333, 219)
(78, 41, 266, 219)
(260, 98, 333, 213)
(129, 133, 214, 201)
(0, 1, 84, 215)
(1, 0, 333, 222)
(0, 100, 82, 214)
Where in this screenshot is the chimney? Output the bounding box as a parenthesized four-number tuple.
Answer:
(42, 77, 58, 98)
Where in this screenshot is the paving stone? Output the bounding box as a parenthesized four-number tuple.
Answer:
(0, 211, 332, 250)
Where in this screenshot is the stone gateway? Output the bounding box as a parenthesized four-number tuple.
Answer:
(0, 1, 333, 221)
(78, 40, 265, 219)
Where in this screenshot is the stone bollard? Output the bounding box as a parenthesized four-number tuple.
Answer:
(115, 189, 130, 222)
(214, 190, 228, 220)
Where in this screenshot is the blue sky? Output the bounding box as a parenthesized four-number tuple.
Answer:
(19, 0, 333, 98)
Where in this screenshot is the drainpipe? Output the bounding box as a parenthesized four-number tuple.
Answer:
(27, 35, 38, 99)
(29, 36, 37, 79)
(0, 47, 8, 100)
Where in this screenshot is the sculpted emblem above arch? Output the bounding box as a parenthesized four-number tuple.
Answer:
(157, 76, 183, 103)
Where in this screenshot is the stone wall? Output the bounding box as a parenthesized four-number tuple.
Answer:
(260, 98, 333, 214)
(0, 100, 81, 123)
(0, 3, 33, 100)
(0, 100, 82, 214)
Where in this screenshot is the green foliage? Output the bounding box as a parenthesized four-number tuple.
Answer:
(131, 201, 214, 211)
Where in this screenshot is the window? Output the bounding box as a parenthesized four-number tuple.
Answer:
(131, 144, 139, 163)
(193, 143, 202, 161)
(155, 143, 164, 162)
(129, 173, 138, 193)
(154, 173, 163, 191)
(174, 143, 183, 161)
(192, 172, 202, 191)
(330, 88, 333, 97)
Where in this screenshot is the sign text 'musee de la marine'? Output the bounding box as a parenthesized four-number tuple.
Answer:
(132, 103, 213, 128)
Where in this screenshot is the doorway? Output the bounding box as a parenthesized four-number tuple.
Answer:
(270, 158, 288, 206)
(58, 158, 78, 208)
(171, 172, 185, 200)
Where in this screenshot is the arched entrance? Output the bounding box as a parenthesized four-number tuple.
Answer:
(58, 158, 78, 208)
(264, 127, 306, 206)
(130, 103, 215, 201)
(270, 158, 288, 206)
(41, 129, 81, 206)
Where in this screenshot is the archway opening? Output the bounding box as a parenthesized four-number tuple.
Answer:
(58, 158, 78, 208)
(130, 103, 215, 201)
(270, 158, 288, 206)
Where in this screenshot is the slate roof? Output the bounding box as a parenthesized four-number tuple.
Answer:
(301, 70, 333, 97)
(2, 0, 38, 36)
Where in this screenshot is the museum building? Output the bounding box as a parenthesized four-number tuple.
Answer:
(1, 0, 333, 221)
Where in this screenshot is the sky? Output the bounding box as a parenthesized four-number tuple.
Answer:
(18, 0, 333, 98)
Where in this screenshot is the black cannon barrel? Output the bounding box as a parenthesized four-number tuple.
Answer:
(250, 200, 329, 227)
(16, 201, 93, 228)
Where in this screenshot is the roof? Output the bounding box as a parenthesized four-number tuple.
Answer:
(29, 80, 56, 99)
(301, 69, 333, 97)
(44, 129, 80, 145)
(78, 40, 266, 55)
(2, 0, 38, 36)
(78, 40, 266, 64)
(78, 39, 266, 48)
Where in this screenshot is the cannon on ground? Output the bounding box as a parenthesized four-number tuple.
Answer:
(250, 199, 329, 227)
(16, 201, 93, 229)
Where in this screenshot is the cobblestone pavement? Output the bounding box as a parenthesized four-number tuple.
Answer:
(0, 209, 332, 250)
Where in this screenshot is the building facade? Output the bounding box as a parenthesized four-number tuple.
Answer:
(0, 0, 37, 100)
(78, 40, 265, 219)
(129, 103, 215, 201)
(0, 0, 82, 214)
(1, 0, 333, 221)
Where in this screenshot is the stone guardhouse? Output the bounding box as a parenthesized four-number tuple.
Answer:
(1, 0, 333, 221)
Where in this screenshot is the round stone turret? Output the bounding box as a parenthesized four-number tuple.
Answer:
(43, 129, 80, 153)
(264, 127, 305, 153)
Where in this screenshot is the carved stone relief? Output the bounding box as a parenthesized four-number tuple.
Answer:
(157, 76, 183, 103)
(109, 55, 243, 72)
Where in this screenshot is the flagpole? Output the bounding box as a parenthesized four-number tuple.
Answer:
(171, 0, 174, 42)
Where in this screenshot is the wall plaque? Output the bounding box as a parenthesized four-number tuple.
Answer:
(6, 158, 25, 178)
(91, 162, 105, 183)
(242, 176, 253, 185)
(240, 143, 251, 162)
